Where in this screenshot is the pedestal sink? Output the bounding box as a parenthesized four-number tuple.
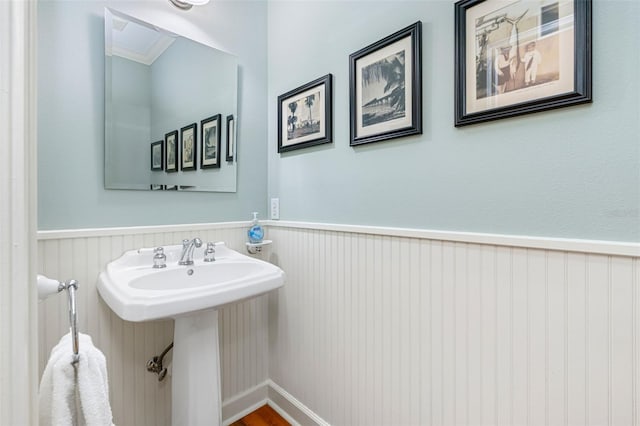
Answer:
(97, 242, 284, 425)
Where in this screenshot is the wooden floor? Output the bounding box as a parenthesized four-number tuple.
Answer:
(230, 404, 290, 426)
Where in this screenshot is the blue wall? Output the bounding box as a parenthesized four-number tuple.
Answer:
(267, 0, 640, 242)
(38, 0, 640, 242)
(38, 0, 267, 229)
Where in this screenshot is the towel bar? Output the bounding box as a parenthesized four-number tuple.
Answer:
(37, 275, 80, 365)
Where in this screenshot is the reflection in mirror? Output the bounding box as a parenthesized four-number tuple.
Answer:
(105, 8, 237, 192)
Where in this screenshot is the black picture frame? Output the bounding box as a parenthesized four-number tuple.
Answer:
(226, 114, 235, 162)
(454, 0, 592, 126)
(180, 123, 197, 171)
(349, 22, 422, 146)
(164, 130, 178, 173)
(150, 140, 163, 171)
(200, 115, 221, 169)
(278, 74, 333, 153)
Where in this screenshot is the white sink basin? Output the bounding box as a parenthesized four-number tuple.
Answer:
(97, 242, 285, 322)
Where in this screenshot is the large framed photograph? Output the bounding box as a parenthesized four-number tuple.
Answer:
(278, 74, 332, 153)
(180, 123, 197, 171)
(150, 141, 163, 171)
(454, 0, 592, 126)
(349, 22, 422, 146)
(226, 114, 235, 162)
(165, 130, 178, 173)
(201, 115, 221, 169)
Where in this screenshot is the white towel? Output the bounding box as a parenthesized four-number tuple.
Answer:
(39, 333, 114, 426)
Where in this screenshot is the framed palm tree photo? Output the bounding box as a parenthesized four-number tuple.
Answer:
(277, 74, 333, 153)
(349, 22, 422, 146)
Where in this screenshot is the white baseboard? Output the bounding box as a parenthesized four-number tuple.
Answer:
(221, 380, 329, 426)
(221, 381, 269, 425)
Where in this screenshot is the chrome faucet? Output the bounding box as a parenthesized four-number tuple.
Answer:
(178, 238, 202, 265)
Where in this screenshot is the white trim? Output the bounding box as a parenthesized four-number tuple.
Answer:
(37, 221, 250, 240)
(0, 0, 39, 423)
(267, 400, 302, 426)
(219, 380, 329, 426)
(222, 399, 268, 426)
(268, 380, 329, 426)
(221, 380, 269, 425)
(264, 220, 640, 257)
(37, 220, 639, 256)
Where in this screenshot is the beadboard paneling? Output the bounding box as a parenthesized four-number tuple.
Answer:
(267, 226, 640, 426)
(37, 225, 269, 426)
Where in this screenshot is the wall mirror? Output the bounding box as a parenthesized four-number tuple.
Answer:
(104, 8, 238, 192)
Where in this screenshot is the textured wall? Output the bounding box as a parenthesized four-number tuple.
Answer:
(268, 224, 639, 425)
(37, 224, 269, 426)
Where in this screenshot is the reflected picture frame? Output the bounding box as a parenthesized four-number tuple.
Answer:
(277, 74, 333, 153)
(201, 114, 221, 169)
(180, 123, 197, 171)
(150, 140, 163, 171)
(349, 22, 422, 146)
(226, 114, 235, 162)
(454, 0, 592, 126)
(164, 130, 178, 173)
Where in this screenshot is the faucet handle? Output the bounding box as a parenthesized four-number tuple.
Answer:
(153, 247, 167, 269)
(182, 239, 190, 248)
(203, 242, 216, 262)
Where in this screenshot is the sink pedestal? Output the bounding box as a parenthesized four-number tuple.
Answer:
(172, 309, 221, 426)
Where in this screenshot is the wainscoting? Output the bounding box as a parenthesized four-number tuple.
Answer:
(267, 223, 639, 426)
(37, 223, 269, 426)
(37, 221, 639, 426)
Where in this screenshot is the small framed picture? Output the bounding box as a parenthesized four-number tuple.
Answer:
(150, 184, 163, 190)
(226, 114, 235, 162)
(278, 74, 333, 153)
(454, 0, 592, 126)
(349, 22, 422, 146)
(180, 123, 197, 171)
(150, 141, 163, 171)
(164, 184, 177, 191)
(165, 130, 178, 173)
(200, 115, 221, 169)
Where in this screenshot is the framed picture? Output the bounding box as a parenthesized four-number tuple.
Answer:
(165, 130, 178, 173)
(226, 114, 235, 162)
(180, 123, 197, 171)
(200, 115, 221, 169)
(349, 22, 421, 146)
(454, 0, 592, 126)
(150, 141, 163, 171)
(278, 74, 332, 153)
(150, 184, 163, 190)
(164, 185, 177, 191)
